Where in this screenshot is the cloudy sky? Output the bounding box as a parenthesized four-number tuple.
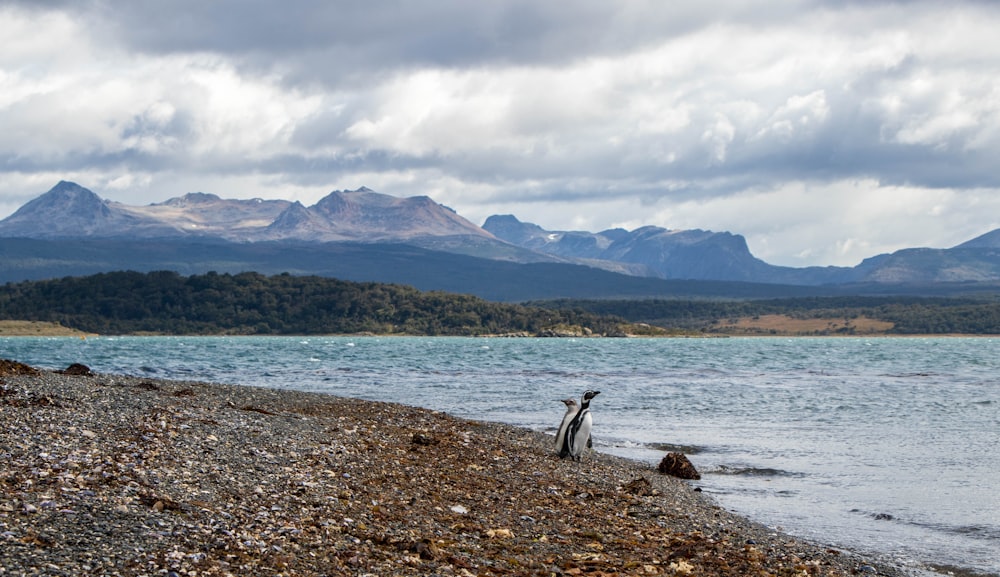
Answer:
(2, 1, 999, 267)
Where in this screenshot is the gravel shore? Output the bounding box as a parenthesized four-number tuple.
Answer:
(1, 360, 914, 577)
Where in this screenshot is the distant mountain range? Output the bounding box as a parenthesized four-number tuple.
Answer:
(2, 180, 999, 300)
(0, 181, 485, 243)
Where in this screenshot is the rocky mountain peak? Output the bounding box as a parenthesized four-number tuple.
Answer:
(22, 180, 108, 215)
(161, 192, 223, 207)
(0, 181, 117, 237)
(956, 228, 1000, 249)
(264, 201, 332, 240)
(309, 187, 487, 239)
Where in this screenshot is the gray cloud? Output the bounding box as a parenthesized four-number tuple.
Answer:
(81, 2, 719, 63)
(2, 0, 1000, 266)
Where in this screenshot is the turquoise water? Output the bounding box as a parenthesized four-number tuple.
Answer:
(3, 336, 998, 575)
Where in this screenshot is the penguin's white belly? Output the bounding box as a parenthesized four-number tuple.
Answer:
(568, 411, 592, 459)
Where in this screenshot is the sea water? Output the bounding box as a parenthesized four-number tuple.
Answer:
(3, 336, 998, 575)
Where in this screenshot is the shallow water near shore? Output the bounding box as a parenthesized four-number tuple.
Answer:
(3, 335, 998, 575)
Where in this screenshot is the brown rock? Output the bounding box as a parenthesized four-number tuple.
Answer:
(0, 359, 40, 376)
(624, 477, 655, 496)
(415, 538, 440, 560)
(411, 432, 439, 446)
(657, 452, 701, 480)
(59, 363, 93, 376)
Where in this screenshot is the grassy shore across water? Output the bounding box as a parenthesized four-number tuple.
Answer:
(0, 360, 918, 576)
(0, 320, 97, 337)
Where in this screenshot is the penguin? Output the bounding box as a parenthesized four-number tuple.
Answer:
(554, 398, 579, 452)
(560, 390, 600, 461)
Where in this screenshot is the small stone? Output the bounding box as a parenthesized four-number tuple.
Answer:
(624, 477, 653, 496)
(411, 433, 439, 446)
(450, 505, 468, 515)
(415, 538, 440, 560)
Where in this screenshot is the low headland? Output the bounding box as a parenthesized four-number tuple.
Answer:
(0, 320, 97, 337)
(0, 360, 922, 576)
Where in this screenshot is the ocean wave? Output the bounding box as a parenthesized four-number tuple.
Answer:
(646, 442, 704, 454)
(708, 465, 804, 478)
(915, 521, 1000, 542)
(879, 371, 943, 378)
(851, 509, 1000, 542)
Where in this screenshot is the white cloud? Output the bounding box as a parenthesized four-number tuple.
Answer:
(0, 17, 323, 172)
(2, 1, 1000, 269)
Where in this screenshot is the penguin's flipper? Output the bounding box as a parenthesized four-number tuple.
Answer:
(558, 433, 573, 459)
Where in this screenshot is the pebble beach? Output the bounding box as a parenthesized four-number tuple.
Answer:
(1, 360, 912, 577)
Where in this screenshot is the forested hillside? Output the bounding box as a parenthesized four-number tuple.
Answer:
(0, 271, 653, 336)
(5, 270, 998, 336)
(533, 296, 1000, 335)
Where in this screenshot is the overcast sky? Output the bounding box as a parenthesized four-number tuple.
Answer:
(2, 1, 999, 267)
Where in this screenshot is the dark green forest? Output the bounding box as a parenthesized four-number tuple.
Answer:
(0, 271, 655, 336)
(531, 296, 1000, 335)
(4, 271, 1000, 336)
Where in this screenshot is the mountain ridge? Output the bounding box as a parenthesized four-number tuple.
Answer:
(482, 214, 856, 285)
(1, 181, 495, 244)
(2, 181, 1000, 293)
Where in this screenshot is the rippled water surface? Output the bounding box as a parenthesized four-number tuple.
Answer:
(4, 336, 998, 575)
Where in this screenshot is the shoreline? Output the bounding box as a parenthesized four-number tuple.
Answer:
(2, 363, 924, 576)
(4, 328, 1000, 339)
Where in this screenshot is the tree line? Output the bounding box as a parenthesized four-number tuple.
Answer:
(0, 271, 649, 336)
(6, 270, 998, 336)
(529, 296, 1000, 335)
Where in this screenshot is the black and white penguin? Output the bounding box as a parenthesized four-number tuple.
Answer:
(554, 398, 579, 451)
(560, 390, 600, 461)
